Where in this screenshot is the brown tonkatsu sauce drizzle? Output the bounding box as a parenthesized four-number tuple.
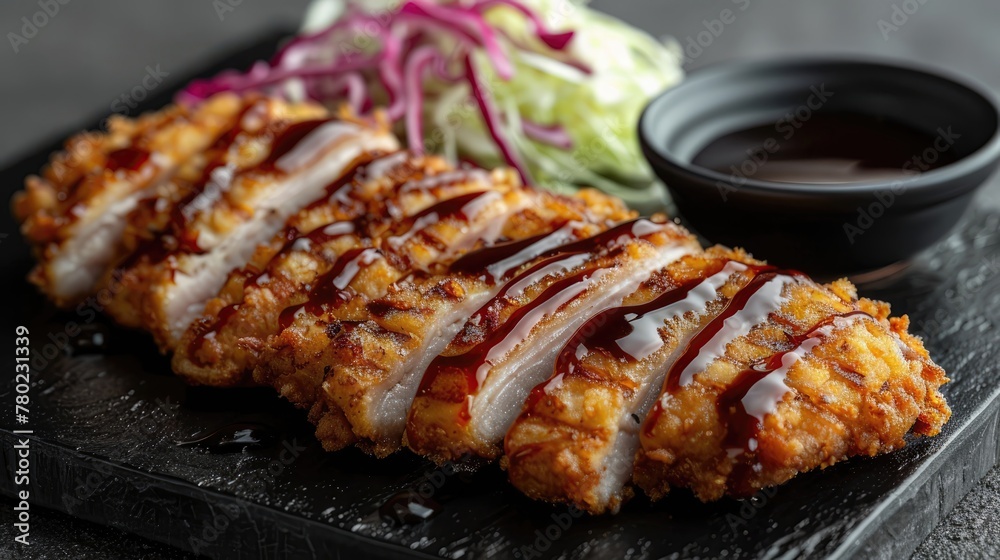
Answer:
(186, 221, 361, 361)
(189, 164, 504, 360)
(663, 267, 802, 392)
(447, 218, 667, 285)
(424, 265, 611, 422)
(521, 259, 741, 413)
(556, 259, 735, 371)
(717, 310, 873, 493)
(643, 266, 806, 436)
(106, 147, 151, 173)
(417, 219, 672, 420)
(385, 190, 493, 243)
(277, 247, 381, 330)
(115, 102, 270, 269)
(116, 110, 373, 277)
(421, 252, 594, 399)
(447, 222, 576, 283)
(258, 118, 334, 170)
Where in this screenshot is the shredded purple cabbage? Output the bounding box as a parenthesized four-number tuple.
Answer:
(178, 0, 588, 182)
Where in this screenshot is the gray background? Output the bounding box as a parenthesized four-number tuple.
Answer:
(1, 0, 998, 558)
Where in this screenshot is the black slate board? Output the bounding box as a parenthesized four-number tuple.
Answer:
(2, 32, 1000, 560)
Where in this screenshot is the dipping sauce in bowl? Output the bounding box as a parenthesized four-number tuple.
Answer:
(639, 57, 1000, 275)
(691, 113, 961, 185)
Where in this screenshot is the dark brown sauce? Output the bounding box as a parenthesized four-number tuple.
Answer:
(301, 152, 385, 213)
(662, 267, 800, 392)
(419, 263, 608, 422)
(258, 118, 334, 171)
(115, 104, 263, 269)
(189, 221, 362, 358)
(717, 311, 872, 493)
(417, 218, 670, 416)
(447, 218, 666, 285)
(385, 190, 492, 246)
(106, 147, 151, 172)
(378, 490, 443, 525)
(643, 266, 807, 436)
(692, 113, 959, 184)
(187, 303, 243, 364)
(448, 222, 575, 283)
(554, 259, 734, 374)
(535, 219, 667, 260)
(277, 247, 381, 330)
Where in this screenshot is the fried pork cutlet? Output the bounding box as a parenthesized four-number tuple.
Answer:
(13, 93, 247, 306)
(256, 189, 634, 454)
(97, 100, 398, 349)
(11, 92, 952, 515)
(505, 248, 951, 512)
(173, 153, 526, 387)
(310, 216, 692, 457)
(406, 219, 700, 465)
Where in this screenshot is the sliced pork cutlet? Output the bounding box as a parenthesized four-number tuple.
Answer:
(504, 247, 765, 513)
(12, 93, 248, 306)
(631, 265, 951, 502)
(100, 96, 331, 331)
(100, 104, 399, 350)
(307, 214, 681, 457)
(255, 188, 633, 451)
(173, 155, 520, 387)
(406, 220, 702, 466)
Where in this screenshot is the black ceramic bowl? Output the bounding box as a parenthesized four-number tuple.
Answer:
(639, 58, 1000, 275)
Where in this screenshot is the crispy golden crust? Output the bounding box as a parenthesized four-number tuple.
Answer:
(632, 272, 950, 502)
(98, 96, 326, 335)
(172, 153, 494, 387)
(251, 185, 541, 413)
(15, 94, 248, 306)
(254, 188, 628, 452)
(13, 93, 951, 515)
(504, 247, 762, 513)
(406, 222, 700, 466)
(99, 98, 397, 350)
